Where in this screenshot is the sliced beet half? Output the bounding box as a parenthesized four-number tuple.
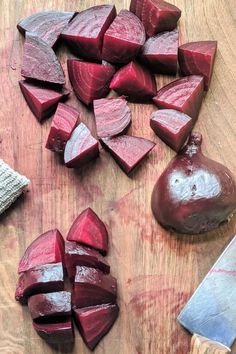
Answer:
(94, 97, 131, 138)
(150, 109, 194, 152)
(67, 60, 116, 106)
(101, 135, 156, 174)
(21, 33, 65, 85)
(33, 318, 74, 343)
(178, 41, 217, 90)
(19, 80, 70, 121)
(46, 103, 80, 153)
(64, 123, 99, 169)
(102, 9, 145, 64)
(109, 61, 156, 101)
(153, 75, 204, 121)
(61, 5, 116, 61)
(140, 29, 179, 74)
(73, 304, 119, 350)
(17, 11, 76, 48)
(67, 208, 108, 255)
(73, 266, 117, 308)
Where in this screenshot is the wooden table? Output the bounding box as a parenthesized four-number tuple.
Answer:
(0, 0, 235, 353)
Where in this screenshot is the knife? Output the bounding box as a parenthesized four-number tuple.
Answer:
(178, 235, 236, 353)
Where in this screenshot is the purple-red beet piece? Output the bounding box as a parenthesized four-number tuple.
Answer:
(62, 5, 116, 61)
(33, 318, 74, 343)
(73, 304, 119, 350)
(15, 274, 26, 304)
(73, 266, 117, 308)
(178, 41, 217, 90)
(67, 208, 108, 255)
(150, 109, 194, 152)
(46, 103, 79, 153)
(67, 60, 116, 106)
(153, 75, 204, 121)
(102, 9, 145, 64)
(110, 61, 156, 101)
(64, 123, 99, 169)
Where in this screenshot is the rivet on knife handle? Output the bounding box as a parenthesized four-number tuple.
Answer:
(190, 334, 231, 354)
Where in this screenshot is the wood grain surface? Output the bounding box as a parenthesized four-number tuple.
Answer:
(0, 0, 235, 353)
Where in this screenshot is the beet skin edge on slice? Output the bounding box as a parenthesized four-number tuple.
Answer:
(33, 318, 74, 343)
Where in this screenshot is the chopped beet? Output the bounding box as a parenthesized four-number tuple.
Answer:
(178, 41, 217, 90)
(94, 97, 131, 138)
(15, 274, 26, 304)
(33, 318, 74, 343)
(46, 103, 80, 153)
(17, 11, 76, 48)
(19, 80, 70, 121)
(150, 109, 194, 152)
(21, 33, 65, 85)
(73, 266, 117, 308)
(67, 208, 108, 255)
(102, 9, 145, 64)
(64, 123, 99, 168)
(62, 5, 116, 61)
(140, 29, 179, 74)
(153, 75, 204, 121)
(109, 61, 156, 101)
(74, 304, 119, 350)
(67, 60, 116, 106)
(101, 135, 155, 174)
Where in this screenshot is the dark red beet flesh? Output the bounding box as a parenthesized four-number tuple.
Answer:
(64, 123, 99, 168)
(109, 61, 156, 101)
(67, 208, 108, 255)
(102, 9, 145, 64)
(46, 103, 79, 153)
(151, 133, 236, 234)
(178, 41, 217, 90)
(33, 318, 74, 343)
(150, 109, 193, 152)
(73, 266, 117, 308)
(73, 304, 119, 350)
(94, 97, 131, 138)
(153, 75, 204, 121)
(67, 60, 116, 106)
(21, 33, 65, 85)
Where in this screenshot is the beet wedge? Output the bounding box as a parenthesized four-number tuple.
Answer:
(67, 60, 116, 106)
(19, 80, 70, 121)
(74, 304, 119, 350)
(46, 103, 80, 153)
(17, 11, 76, 48)
(62, 5, 116, 61)
(33, 318, 74, 343)
(102, 9, 145, 64)
(150, 109, 194, 152)
(101, 135, 155, 174)
(64, 123, 99, 169)
(73, 266, 117, 308)
(153, 75, 204, 121)
(178, 41, 217, 90)
(109, 61, 156, 101)
(21, 33, 65, 85)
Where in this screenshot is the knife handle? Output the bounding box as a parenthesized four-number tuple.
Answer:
(190, 334, 231, 353)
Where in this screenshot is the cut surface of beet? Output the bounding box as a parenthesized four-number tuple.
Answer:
(74, 304, 119, 350)
(21, 33, 65, 85)
(46, 103, 79, 153)
(94, 97, 131, 138)
(102, 9, 145, 64)
(67, 60, 116, 106)
(109, 61, 156, 101)
(62, 5, 116, 61)
(178, 41, 217, 90)
(33, 318, 74, 343)
(64, 123, 99, 168)
(153, 75, 204, 121)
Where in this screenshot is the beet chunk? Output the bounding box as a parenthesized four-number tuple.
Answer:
(110, 61, 156, 101)
(74, 304, 119, 350)
(15, 274, 26, 304)
(102, 9, 145, 64)
(73, 266, 117, 308)
(62, 5, 116, 61)
(178, 41, 217, 90)
(33, 318, 74, 343)
(46, 103, 79, 153)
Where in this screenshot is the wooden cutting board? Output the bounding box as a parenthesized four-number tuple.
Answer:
(0, 0, 235, 353)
